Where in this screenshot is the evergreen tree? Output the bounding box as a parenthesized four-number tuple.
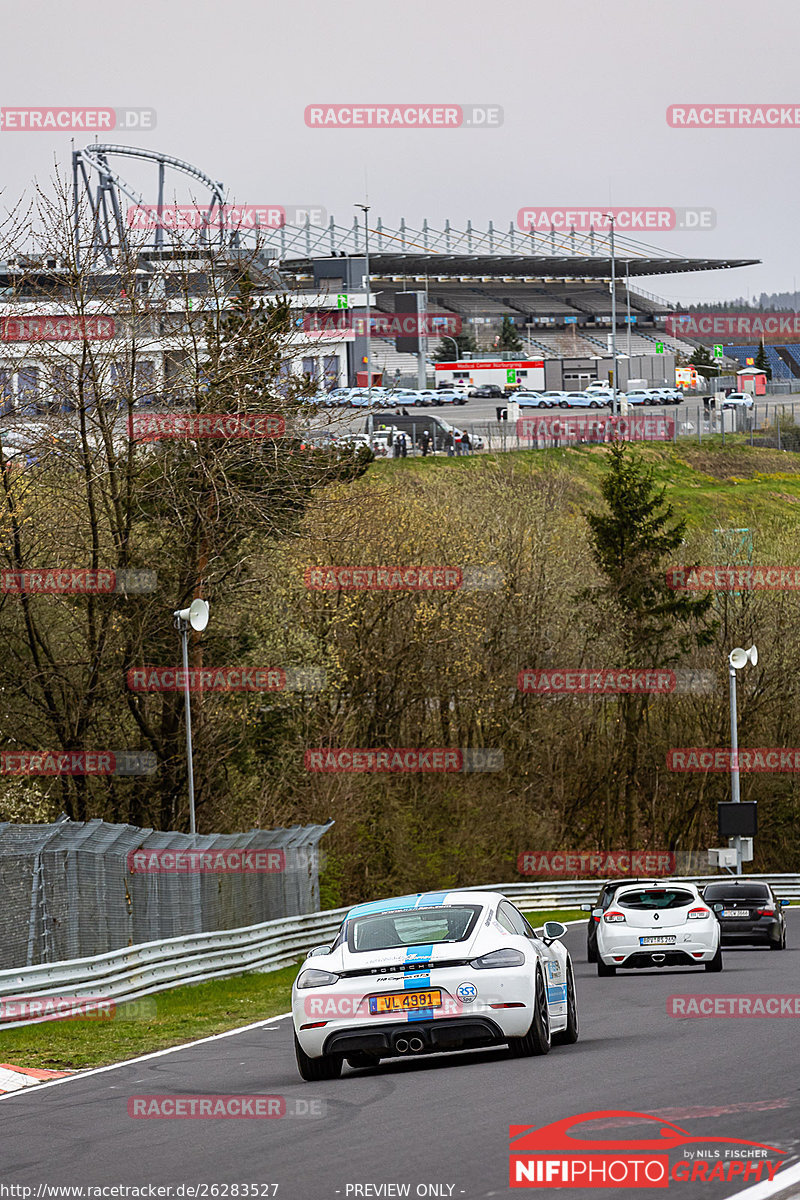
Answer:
(495, 315, 523, 352)
(754, 339, 772, 380)
(432, 328, 478, 361)
(585, 443, 716, 845)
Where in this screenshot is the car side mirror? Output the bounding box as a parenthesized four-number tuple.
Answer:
(780, 899, 790, 907)
(542, 921, 568, 943)
(592, 908, 603, 919)
(305, 944, 332, 959)
(580, 903, 593, 912)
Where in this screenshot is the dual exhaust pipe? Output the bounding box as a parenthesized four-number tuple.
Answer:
(395, 1035, 424, 1055)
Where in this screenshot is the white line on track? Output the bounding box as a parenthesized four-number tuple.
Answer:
(0, 1012, 293, 1102)
(723, 1159, 800, 1200)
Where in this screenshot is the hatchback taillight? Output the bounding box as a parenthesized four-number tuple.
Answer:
(688, 908, 710, 919)
(603, 911, 626, 923)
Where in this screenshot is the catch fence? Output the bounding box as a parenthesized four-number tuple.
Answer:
(0, 817, 331, 970)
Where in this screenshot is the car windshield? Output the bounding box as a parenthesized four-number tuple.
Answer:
(617, 889, 696, 910)
(347, 904, 482, 952)
(703, 884, 770, 901)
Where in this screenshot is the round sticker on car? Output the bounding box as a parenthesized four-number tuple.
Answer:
(456, 982, 477, 1003)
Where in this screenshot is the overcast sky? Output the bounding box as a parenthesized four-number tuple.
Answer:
(2, 0, 795, 305)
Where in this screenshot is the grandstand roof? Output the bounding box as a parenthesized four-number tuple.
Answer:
(282, 252, 759, 280)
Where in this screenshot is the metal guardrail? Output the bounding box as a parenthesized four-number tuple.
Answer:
(1, 875, 797, 1028)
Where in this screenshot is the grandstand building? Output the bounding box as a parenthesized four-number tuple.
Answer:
(0, 145, 762, 406)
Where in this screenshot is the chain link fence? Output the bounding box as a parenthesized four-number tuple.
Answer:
(0, 817, 331, 970)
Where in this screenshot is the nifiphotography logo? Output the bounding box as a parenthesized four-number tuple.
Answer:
(508, 1110, 787, 1188)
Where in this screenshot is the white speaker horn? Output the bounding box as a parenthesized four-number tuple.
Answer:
(747, 645, 758, 667)
(174, 598, 210, 632)
(729, 648, 748, 669)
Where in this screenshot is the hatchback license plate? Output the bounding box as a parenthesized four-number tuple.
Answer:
(639, 935, 676, 946)
(369, 989, 442, 1014)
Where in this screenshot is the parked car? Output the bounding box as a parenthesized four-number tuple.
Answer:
(701, 880, 788, 949)
(624, 389, 654, 406)
(585, 381, 612, 395)
(539, 391, 569, 405)
(650, 387, 683, 405)
(366, 412, 454, 449)
(558, 391, 609, 409)
(469, 384, 505, 398)
(433, 390, 468, 406)
(516, 392, 551, 408)
(722, 392, 755, 409)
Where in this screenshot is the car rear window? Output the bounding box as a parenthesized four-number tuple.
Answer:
(347, 905, 482, 953)
(617, 889, 696, 910)
(703, 884, 770, 901)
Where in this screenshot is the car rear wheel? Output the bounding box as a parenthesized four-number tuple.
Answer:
(587, 937, 597, 964)
(597, 959, 616, 977)
(559, 401, 569, 409)
(508, 968, 551, 1057)
(770, 930, 786, 950)
(553, 961, 579, 1046)
(705, 945, 723, 972)
(294, 1033, 343, 1082)
(590, 400, 600, 408)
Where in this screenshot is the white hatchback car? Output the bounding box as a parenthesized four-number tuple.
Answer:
(595, 882, 721, 975)
(292, 889, 578, 1080)
(722, 392, 755, 409)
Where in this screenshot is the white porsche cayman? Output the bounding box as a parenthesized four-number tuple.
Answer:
(291, 890, 578, 1080)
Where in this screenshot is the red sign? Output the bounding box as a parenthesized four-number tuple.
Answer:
(435, 359, 543, 371)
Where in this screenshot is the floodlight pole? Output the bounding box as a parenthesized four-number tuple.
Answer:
(728, 657, 741, 874)
(608, 214, 618, 416)
(355, 204, 371, 399)
(175, 610, 197, 835)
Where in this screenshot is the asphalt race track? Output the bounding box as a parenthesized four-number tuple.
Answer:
(2, 915, 799, 1200)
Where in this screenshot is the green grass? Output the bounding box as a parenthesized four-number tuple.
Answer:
(1, 909, 589, 1074)
(0, 964, 301, 1074)
(523, 909, 587, 926)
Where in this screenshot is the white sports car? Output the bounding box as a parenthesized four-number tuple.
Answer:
(595, 881, 722, 975)
(291, 889, 578, 1081)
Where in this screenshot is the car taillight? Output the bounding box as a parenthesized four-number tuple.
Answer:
(688, 908, 710, 919)
(603, 911, 626, 923)
(758, 907, 775, 916)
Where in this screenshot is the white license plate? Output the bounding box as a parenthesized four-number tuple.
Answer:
(640, 935, 676, 946)
(721, 909, 750, 918)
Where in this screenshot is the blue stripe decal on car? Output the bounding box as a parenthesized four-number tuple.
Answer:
(404, 944, 433, 1022)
